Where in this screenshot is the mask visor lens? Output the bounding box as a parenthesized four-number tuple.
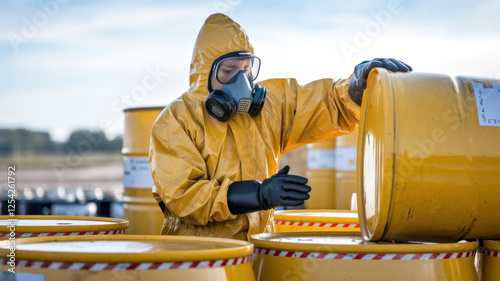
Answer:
(215, 57, 261, 84)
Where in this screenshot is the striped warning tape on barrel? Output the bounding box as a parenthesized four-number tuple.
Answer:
(479, 248, 500, 257)
(0, 229, 127, 238)
(254, 248, 475, 260)
(274, 220, 359, 228)
(0, 256, 250, 270)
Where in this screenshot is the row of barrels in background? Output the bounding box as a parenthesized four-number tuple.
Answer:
(121, 108, 359, 237)
(280, 127, 358, 211)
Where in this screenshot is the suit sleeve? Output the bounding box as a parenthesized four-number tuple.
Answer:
(259, 76, 360, 154)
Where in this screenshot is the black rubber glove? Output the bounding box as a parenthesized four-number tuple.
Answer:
(227, 165, 311, 215)
(348, 58, 412, 106)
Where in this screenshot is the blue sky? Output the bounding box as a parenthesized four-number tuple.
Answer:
(1, 0, 499, 141)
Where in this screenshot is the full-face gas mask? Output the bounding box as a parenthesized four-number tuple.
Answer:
(205, 51, 267, 122)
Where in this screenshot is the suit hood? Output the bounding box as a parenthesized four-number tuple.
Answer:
(188, 13, 254, 99)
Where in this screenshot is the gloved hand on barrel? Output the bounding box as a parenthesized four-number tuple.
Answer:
(348, 58, 412, 106)
(227, 165, 311, 214)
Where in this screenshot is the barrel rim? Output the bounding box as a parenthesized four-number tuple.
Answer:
(482, 240, 500, 251)
(0, 215, 129, 233)
(0, 235, 254, 263)
(357, 67, 394, 242)
(274, 209, 358, 224)
(122, 187, 159, 203)
(250, 232, 478, 254)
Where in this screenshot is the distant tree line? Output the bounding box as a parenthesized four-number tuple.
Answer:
(0, 129, 122, 156)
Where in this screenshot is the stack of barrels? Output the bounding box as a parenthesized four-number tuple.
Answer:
(254, 69, 500, 280)
(121, 107, 165, 235)
(2, 70, 500, 281)
(305, 128, 358, 210)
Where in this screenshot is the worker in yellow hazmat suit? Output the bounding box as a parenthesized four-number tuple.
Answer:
(149, 13, 411, 240)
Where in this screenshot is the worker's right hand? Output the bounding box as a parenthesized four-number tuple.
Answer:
(259, 165, 310, 209)
(227, 165, 311, 215)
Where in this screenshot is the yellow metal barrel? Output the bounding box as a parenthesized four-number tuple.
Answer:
(305, 129, 359, 210)
(0, 235, 255, 281)
(333, 128, 358, 209)
(477, 240, 500, 281)
(273, 209, 360, 233)
(305, 139, 336, 209)
(122, 107, 164, 235)
(0, 215, 128, 240)
(279, 145, 308, 177)
(251, 232, 478, 281)
(357, 69, 500, 242)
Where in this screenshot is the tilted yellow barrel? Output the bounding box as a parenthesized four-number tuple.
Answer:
(357, 68, 500, 242)
(0, 215, 128, 240)
(273, 209, 359, 233)
(122, 107, 164, 235)
(0, 235, 255, 281)
(477, 240, 500, 281)
(305, 139, 336, 208)
(251, 232, 478, 281)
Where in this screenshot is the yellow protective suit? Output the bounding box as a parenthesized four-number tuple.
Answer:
(149, 13, 360, 241)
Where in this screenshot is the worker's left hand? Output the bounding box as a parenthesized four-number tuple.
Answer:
(348, 58, 412, 106)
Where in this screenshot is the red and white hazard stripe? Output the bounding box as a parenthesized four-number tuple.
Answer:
(479, 248, 500, 257)
(0, 229, 127, 238)
(254, 248, 474, 260)
(0, 256, 250, 271)
(274, 220, 359, 228)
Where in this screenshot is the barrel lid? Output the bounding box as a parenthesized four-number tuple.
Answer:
(0, 215, 129, 233)
(274, 209, 358, 224)
(482, 240, 500, 251)
(357, 68, 395, 241)
(0, 235, 253, 263)
(123, 106, 165, 112)
(250, 232, 478, 254)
